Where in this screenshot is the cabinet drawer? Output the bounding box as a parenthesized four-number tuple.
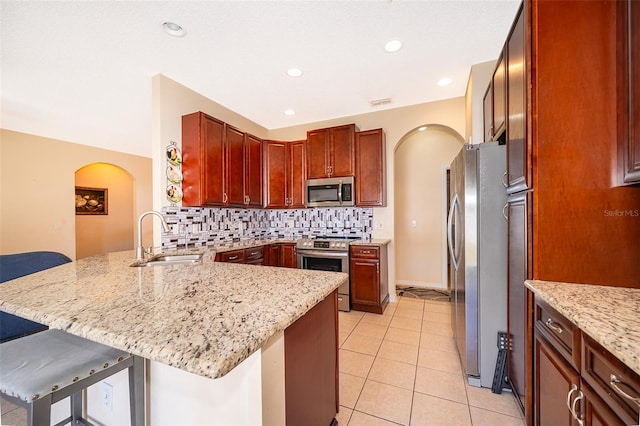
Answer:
(245, 246, 264, 262)
(350, 246, 379, 259)
(217, 249, 245, 263)
(534, 297, 581, 370)
(581, 334, 640, 424)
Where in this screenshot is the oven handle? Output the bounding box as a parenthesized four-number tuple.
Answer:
(297, 250, 348, 258)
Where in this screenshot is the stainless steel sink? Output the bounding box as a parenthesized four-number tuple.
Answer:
(130, 253, 203, 267)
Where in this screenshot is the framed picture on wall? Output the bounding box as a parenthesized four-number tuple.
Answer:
(75, 187, 108, 215)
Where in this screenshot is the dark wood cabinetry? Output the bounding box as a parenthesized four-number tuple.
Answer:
(263, 243, 297, 268)
(618, 0, 640, 184)
(284, 290, 338, 425)
(492, 53, 506, 141)
(350, 245, 388, 314)
(506, 4, 529, 193)
(306, 124, 356, 179)
(182, 112, 262, 208)
(264, 140, 306, 209)
(533, 298, 639, 426)
(215, 246, 264, 265)
(483, 85, 493, 143)
(355, 129, 385, 207)
(182, 112, 226, 206)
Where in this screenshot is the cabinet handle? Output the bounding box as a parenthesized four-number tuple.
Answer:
(571, 390, 585, 426)
(361, 250, 371, 254)
(545, 318, 563, 334)
(566, 384, 578, 412)
(249, 251, 259, 256)
(502, 203, 508, 221)
(610, 374, 640, 406)
(223, 193, 228, 204)
(502, 171, 508, 188)
(228, 255, 238, 260)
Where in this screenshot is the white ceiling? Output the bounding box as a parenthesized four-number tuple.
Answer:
(0, 0, 520, 158)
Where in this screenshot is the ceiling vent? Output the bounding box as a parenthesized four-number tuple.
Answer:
(370, 98, 392, 107)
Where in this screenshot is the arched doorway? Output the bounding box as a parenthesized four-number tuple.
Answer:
(394, 124, 464, 292)
(75, 163, 135, 259)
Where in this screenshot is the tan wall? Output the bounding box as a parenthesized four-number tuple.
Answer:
(394, 125, 464, 289)
(0, 129, 152, 259)
(75, 163, 134, 259)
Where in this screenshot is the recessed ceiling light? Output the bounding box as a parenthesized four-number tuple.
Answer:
(418, 126, 427, 132)
(284, 109, 295, 116)
(287, 68, 304, 78)
(162, 22, 186, 37)
(384, 40, 403, 53)
(437, 77, 452, 86)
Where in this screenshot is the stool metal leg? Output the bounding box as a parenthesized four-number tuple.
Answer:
(28, 394, 52, 426)
(71, 391, 83, 423)
(129, 355, 145, 426)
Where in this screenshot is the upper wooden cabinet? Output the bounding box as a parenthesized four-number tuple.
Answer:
(306, 124, 357, 179)
(506, 4, 530, 194)
(483, 85, 493, 142)
(182, 112, 262, 208)
(182, 112, 226, 206)
(618, 0, 640, 184)
(355, 129, 386, 207)
(492, 53, 507, 141)
(264, 140, 306, 208)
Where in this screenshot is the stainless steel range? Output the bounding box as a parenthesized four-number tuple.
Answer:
(296, 236, 360, 312)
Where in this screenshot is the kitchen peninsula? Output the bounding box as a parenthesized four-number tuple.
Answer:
(0, 250, 346, 425)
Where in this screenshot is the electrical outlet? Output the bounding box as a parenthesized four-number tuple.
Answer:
(101, 381, 113, 412)
(375, 221, 383, 229)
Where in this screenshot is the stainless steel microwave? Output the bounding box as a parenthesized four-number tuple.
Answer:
(306, 176, 355, 208)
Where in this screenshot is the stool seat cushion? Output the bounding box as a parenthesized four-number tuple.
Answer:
(0, 329, 130, 402)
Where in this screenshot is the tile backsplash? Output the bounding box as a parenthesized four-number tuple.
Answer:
(161, 206, 373, 249)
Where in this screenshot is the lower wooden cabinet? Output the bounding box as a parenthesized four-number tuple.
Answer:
(215, 246, 263, 265)
(263, 243, 297, 268)
(349, 244, 388, 314)
(533, 297, 639, 426)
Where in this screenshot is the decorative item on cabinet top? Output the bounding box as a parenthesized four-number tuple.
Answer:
(166, 141, 183, 204)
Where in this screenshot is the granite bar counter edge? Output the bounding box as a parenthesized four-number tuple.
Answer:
(0, 249, 346, 380)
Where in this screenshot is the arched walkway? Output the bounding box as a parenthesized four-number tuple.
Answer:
(394, 124, 464, 291)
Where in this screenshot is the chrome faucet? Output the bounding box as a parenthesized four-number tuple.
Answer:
(136, 211, 170, 260)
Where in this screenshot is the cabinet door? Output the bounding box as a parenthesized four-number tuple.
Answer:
(279, 243, 297, 268)
(492, 53, 507, 140)
(350, 258, 380, 307)
(507, 191, 532, 413)
(355, 129, 385, 206)
(226, 125, 245, 207)
(264, 244, 281, 267)
(507, 5, 530, 193)
(182, 112, 226, 206)
(483, 84, 493, 142)
(263, 140, 288, 209)
(215, 249, 245, 263)
(534, 331, 580, 426)
(329, 124, 355, 177)
(245, 134, 263, 207)
(288, 140, 306, 208)
(306, 129, 329, 179)
(619, 0, 640, 183)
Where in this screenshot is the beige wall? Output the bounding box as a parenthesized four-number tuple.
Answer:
(75, 163, 135, 259)
(394, 125, 464, 289)
(0, 129, 152, 259)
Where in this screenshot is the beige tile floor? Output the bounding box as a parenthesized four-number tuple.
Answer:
(1, 296, 526, 426)
(337, 296, 526, 426)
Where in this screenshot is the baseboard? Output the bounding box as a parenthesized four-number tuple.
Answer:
(395, 280, 447, 291)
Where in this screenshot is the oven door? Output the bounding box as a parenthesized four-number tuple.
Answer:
(297, 250, 350, 311)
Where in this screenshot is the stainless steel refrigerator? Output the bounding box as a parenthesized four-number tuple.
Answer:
(447, 142, 507, 388)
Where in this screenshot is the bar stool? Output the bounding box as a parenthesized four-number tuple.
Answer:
(0, 329, 144, 426)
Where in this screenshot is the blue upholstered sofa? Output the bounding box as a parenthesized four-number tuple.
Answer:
(0, 251, 72, 343)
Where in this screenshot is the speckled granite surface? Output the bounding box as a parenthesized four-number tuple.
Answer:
(350, 238, 391, 246)
(0, 250, 346, 380)
(525, 280, 640, 376)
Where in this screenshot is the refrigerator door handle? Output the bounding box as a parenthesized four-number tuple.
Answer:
(447, 193, 460, 271)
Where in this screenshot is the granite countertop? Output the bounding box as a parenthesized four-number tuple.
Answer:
(525, 280, 640, 376)
(350, 238, 391, 246)
(0, 250, 346, 380)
